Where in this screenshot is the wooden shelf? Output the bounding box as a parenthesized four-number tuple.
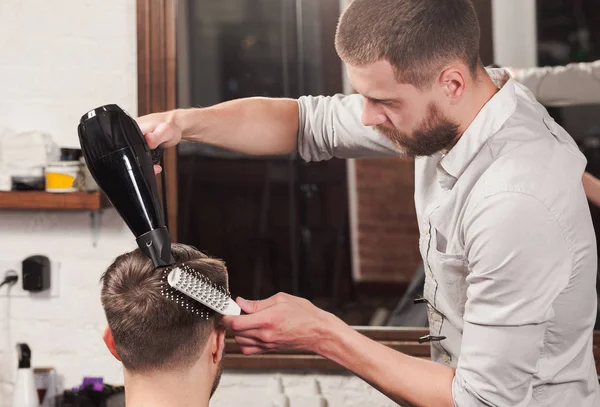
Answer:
(0, 191, 109, 210)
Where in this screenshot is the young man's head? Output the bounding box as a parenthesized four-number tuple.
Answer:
(335, 0, 488, 158)
(100, 243, 228, 399)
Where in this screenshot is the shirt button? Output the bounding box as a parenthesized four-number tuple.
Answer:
(422, 226, 430, 235)
(442, 354, 450, 363)
(432, 313, 440, 322)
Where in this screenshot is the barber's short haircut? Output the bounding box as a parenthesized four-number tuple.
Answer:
(100, 243, 228, 372)
(335, 0, 482, 89)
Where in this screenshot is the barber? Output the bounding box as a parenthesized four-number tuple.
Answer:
(137, 0, 599, 406)
(388, 59, 600, 328)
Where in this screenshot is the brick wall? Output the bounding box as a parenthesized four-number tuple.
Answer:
(0, 0, 138, 147)
(350, 158, 421, 283)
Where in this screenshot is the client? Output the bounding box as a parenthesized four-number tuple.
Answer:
(100, 243, 229, 407)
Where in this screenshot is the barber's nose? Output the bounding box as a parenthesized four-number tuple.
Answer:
(362, 100, 386, 127)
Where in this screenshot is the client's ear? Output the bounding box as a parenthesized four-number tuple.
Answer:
(102, 325, 121, 361)
(211, 323, 226, 364)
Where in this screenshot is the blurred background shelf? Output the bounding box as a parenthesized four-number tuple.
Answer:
(0, 191, 109, 210)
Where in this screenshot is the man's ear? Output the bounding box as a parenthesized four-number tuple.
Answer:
(438, 65, 467, 102)
(211, 323, 226, 364)
(102, 325, 121, 361)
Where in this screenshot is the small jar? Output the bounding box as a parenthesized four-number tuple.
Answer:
(45, 161, 83, 193)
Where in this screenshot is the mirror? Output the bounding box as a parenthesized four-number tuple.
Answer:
(167, 0, 497, 330)
(143, 0, 493, 330)
(173, 0, 394, 327)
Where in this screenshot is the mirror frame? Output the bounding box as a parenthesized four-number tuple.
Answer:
(137, 0, 600, 371)
(137, 0, 179, 241)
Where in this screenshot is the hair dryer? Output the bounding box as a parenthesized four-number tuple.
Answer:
(77, 104, 174, 267)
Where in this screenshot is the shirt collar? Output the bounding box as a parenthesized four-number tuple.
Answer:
(437, 68, 518, 188)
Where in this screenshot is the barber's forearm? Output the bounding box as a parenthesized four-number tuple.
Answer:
(316, 319, 455, 407)
(173, 97, 300, 155)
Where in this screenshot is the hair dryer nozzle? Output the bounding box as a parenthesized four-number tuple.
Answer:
(137, 227, 175, 267)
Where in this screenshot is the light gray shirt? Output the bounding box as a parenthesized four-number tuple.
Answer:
(511, 60, 600, 107)
(296, 69, 599, 406)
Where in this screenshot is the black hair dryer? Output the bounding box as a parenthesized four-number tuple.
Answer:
(77, 104, 174, 267)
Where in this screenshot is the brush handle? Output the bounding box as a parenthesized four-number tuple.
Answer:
(167, 267, 241, 316)
(223, 298, 242, 316)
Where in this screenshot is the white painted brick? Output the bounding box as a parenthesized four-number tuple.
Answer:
(0, 1, 399, 406)
(0, 0, 137, 148)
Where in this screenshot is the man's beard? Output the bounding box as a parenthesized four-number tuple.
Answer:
(375, 103, 460, 158)
(209, 357, 224, 398)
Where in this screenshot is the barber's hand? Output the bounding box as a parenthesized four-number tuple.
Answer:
(136, 111, 182, 174)
(223, 292, 339, 355)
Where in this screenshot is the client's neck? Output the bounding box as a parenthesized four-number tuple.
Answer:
(124, 362, 212, 407)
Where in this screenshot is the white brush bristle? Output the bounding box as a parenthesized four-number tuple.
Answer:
(167, 266, 241, 316)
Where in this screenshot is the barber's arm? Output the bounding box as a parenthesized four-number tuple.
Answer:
(225, 294, 456, 407)
(295, 94, 399, 160)
(452, 192, 571, 406)
(225, 190, 571, 407)
(508, 60, 600, 107)
(137, 97, 301, 156)
(136, 94, 399, 165)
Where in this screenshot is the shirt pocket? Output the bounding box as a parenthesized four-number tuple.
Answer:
(431, 228, 469, 317)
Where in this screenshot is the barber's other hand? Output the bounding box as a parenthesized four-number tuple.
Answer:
(136, 111, 182, 174)
(223, 292, 340, 355)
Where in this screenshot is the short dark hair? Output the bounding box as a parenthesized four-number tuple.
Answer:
(335, 0, 482, 88)
(100, 243, 228, 372)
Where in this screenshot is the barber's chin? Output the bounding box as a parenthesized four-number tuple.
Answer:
(383, 140, 410, 159)
(396, 149, 413, 160)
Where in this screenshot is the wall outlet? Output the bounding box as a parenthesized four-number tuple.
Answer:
(0, 259, 60, 298)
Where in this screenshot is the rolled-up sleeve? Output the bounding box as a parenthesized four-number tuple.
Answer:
(514, 61, 600, 107)
(296, 94, 400, 162)
(453, 192, 572, 406)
